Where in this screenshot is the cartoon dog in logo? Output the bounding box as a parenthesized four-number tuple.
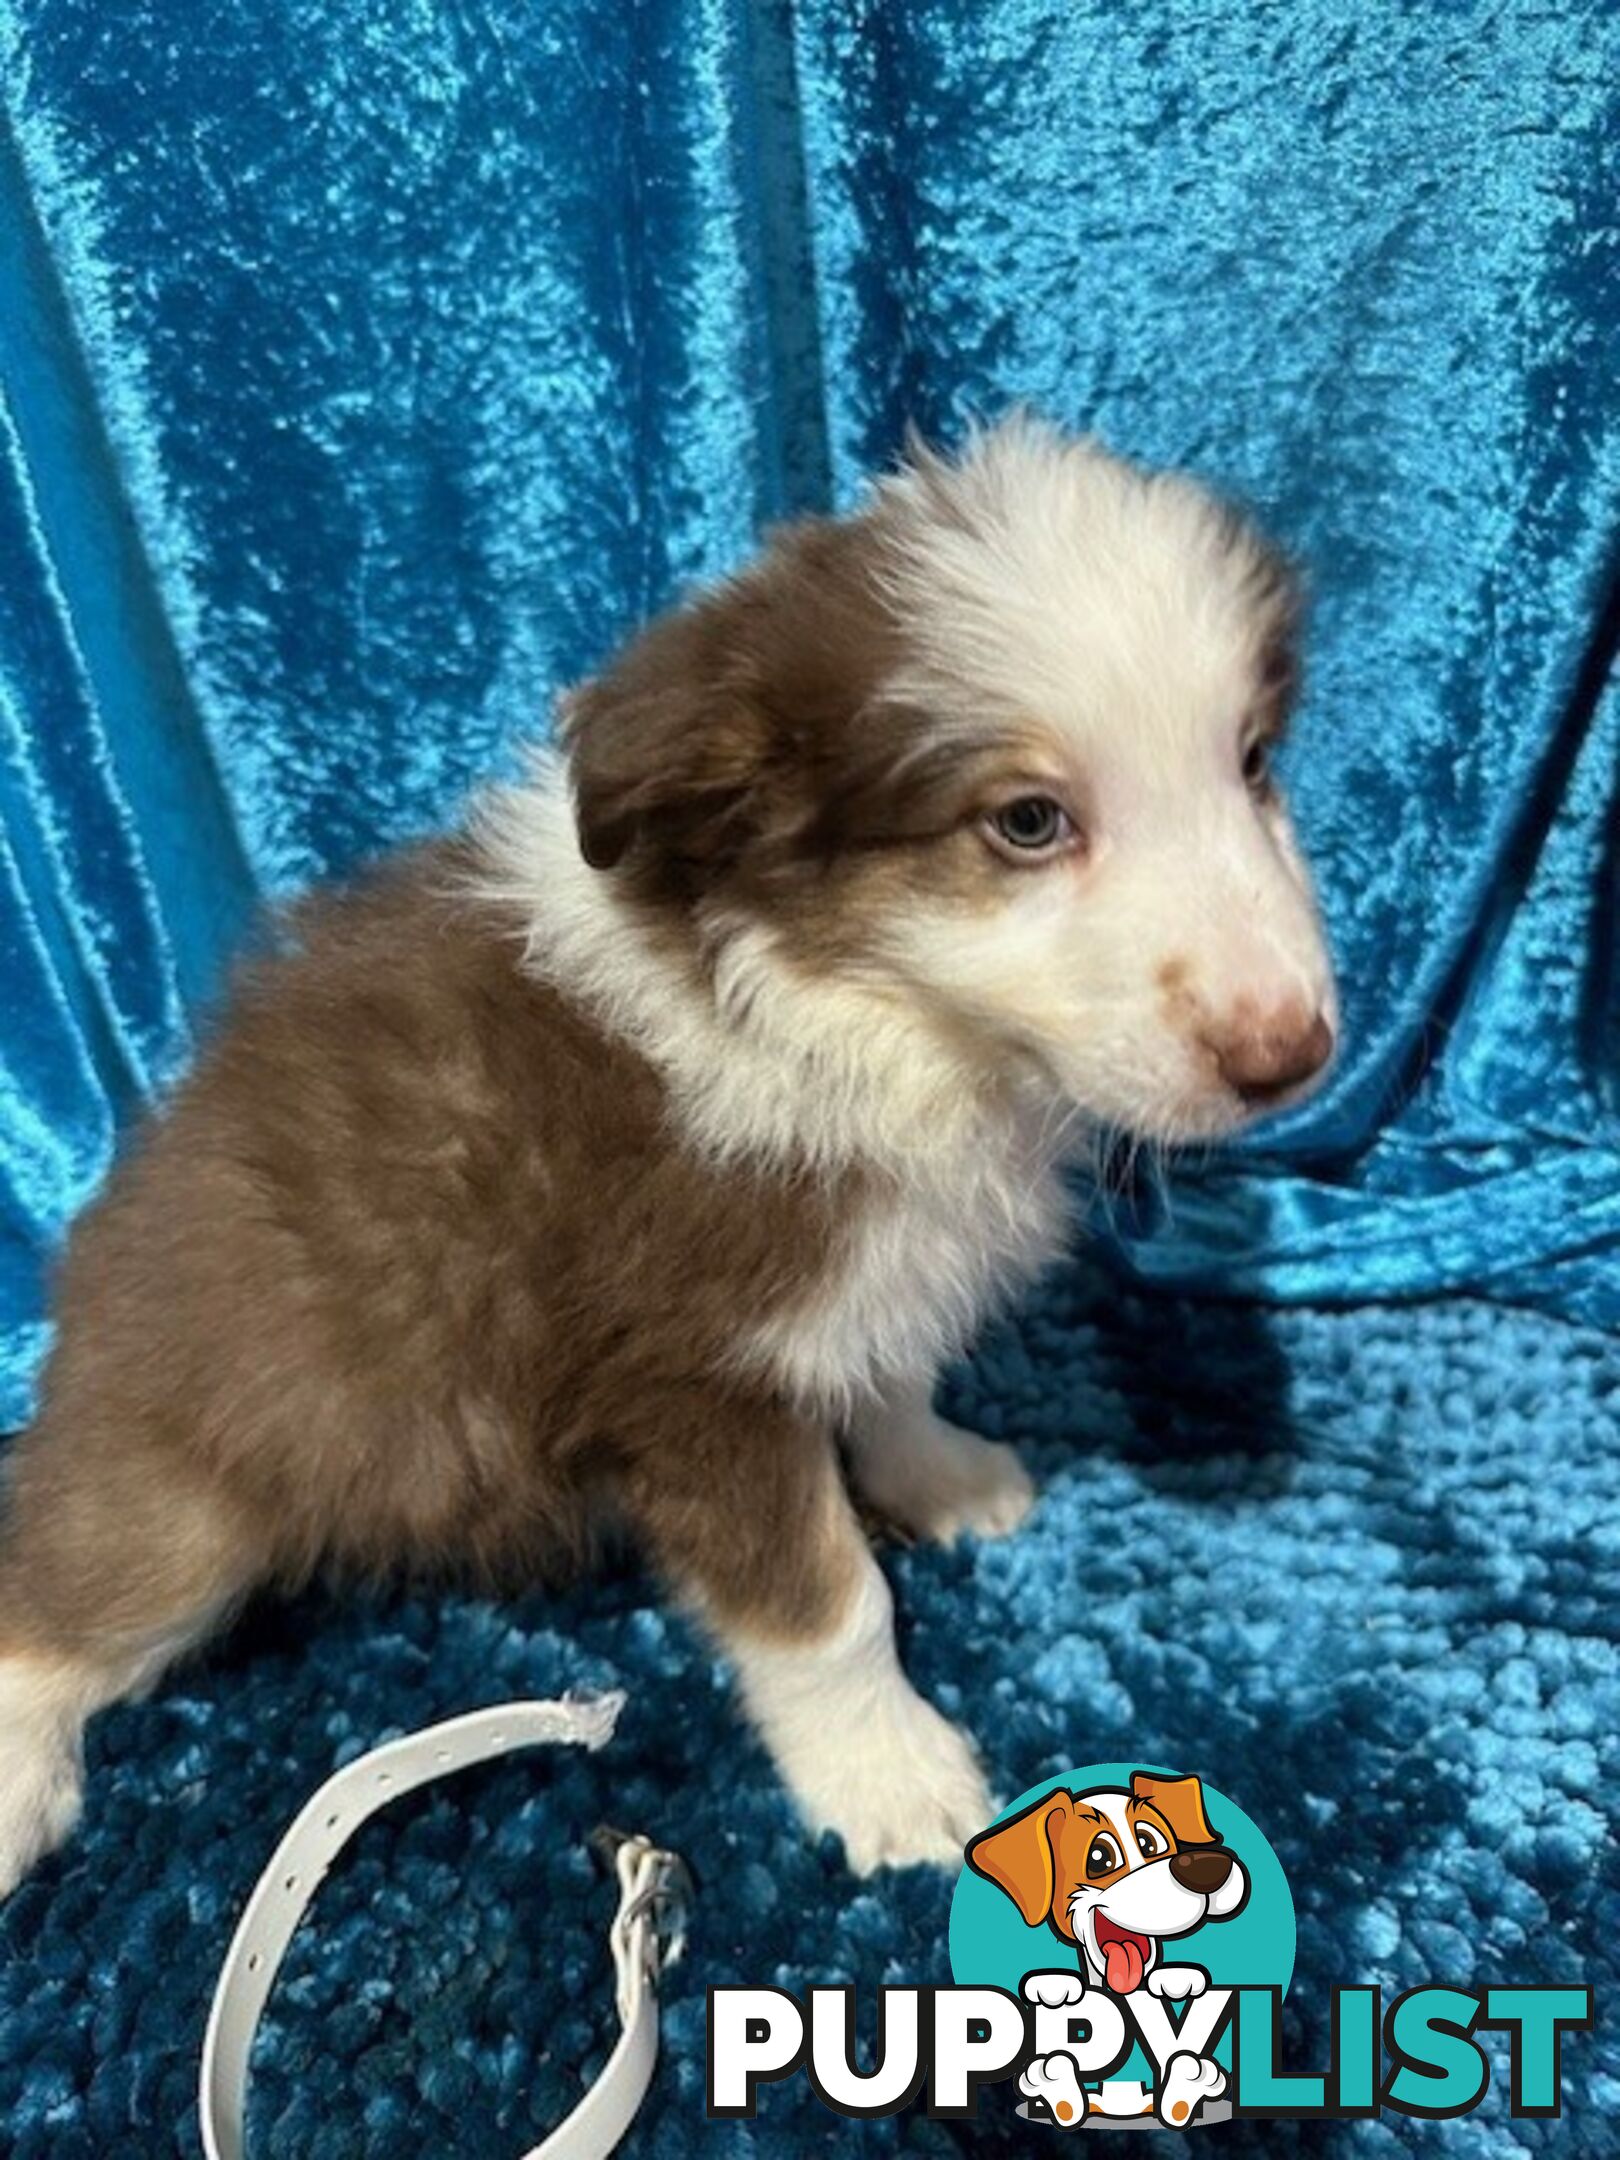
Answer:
(966, 1770, 1248, 2129)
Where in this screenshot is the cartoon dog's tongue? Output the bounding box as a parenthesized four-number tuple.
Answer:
(1094, 1916, 1150, 1994)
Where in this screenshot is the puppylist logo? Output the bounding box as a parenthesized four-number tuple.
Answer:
(708, 1762, 1592, 2130)
(959, 1765, 1257, 2127)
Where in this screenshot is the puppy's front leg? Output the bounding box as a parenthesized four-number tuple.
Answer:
(624, 1391, 991, 1873)
(845, 1374, 1035, 1546)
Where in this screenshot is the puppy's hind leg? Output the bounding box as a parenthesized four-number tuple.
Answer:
(623, 1391, 993, 1874)
(0, 1422, 266, 1895)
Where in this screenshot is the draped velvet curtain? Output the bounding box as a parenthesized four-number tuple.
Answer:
(1, 0, 1617, 1428)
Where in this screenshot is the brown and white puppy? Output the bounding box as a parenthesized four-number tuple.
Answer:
(0, 415, 1335, 1890)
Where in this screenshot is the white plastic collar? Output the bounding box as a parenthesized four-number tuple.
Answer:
(199, 1691, 690, 2160)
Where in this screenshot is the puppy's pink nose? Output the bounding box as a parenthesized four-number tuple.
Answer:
(1202, 1005, 1333, 1106)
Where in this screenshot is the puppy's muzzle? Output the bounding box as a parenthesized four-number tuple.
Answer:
(1168, 1847, 1234, 1895)
(1201, 1004, 1334, 1108)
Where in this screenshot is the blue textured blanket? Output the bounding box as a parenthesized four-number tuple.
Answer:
(1, 1259, 1615, 2154)
(0, 0, 1616, 2152)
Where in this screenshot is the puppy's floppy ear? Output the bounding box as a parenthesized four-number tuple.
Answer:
(965, 1791, 1074, 1926)
(561, 605, 769, 880)
(1130, 1771, 1219, 1848)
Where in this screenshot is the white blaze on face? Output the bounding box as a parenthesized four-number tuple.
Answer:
(873, 416, 1338, 1143)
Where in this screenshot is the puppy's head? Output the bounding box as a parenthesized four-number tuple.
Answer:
(564, 414, 1336, 1143)
(966, 1772, 1249, 1991)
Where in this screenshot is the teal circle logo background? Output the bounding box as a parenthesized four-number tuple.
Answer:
(948, 1765, 1295, 2080)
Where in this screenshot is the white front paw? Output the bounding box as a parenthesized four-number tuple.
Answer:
(1158, 2051, 1226, 2128)
(854, 1411, 1036, 1546)
(791, 1689, 992, 1875)
(1146, 1964, 1208, 2002)
(1023, 1969, 1089, 2008)
(1020, 2051, 1089, 2128)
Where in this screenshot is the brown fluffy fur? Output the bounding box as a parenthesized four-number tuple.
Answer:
(0, 842, 865, 1663)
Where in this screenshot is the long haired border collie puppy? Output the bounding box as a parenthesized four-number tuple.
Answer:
(0, 416, 1335, 1885)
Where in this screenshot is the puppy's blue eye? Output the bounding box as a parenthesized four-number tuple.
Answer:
(986, 795, 1073, 857)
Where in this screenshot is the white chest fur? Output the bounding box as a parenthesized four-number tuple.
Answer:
(741, 1131, 1071, 1416)
(474, 769, 1076, 1413)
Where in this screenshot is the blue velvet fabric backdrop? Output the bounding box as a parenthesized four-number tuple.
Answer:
(1, 1, 1617, 1425)
(1, 5, 1618, 2158)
